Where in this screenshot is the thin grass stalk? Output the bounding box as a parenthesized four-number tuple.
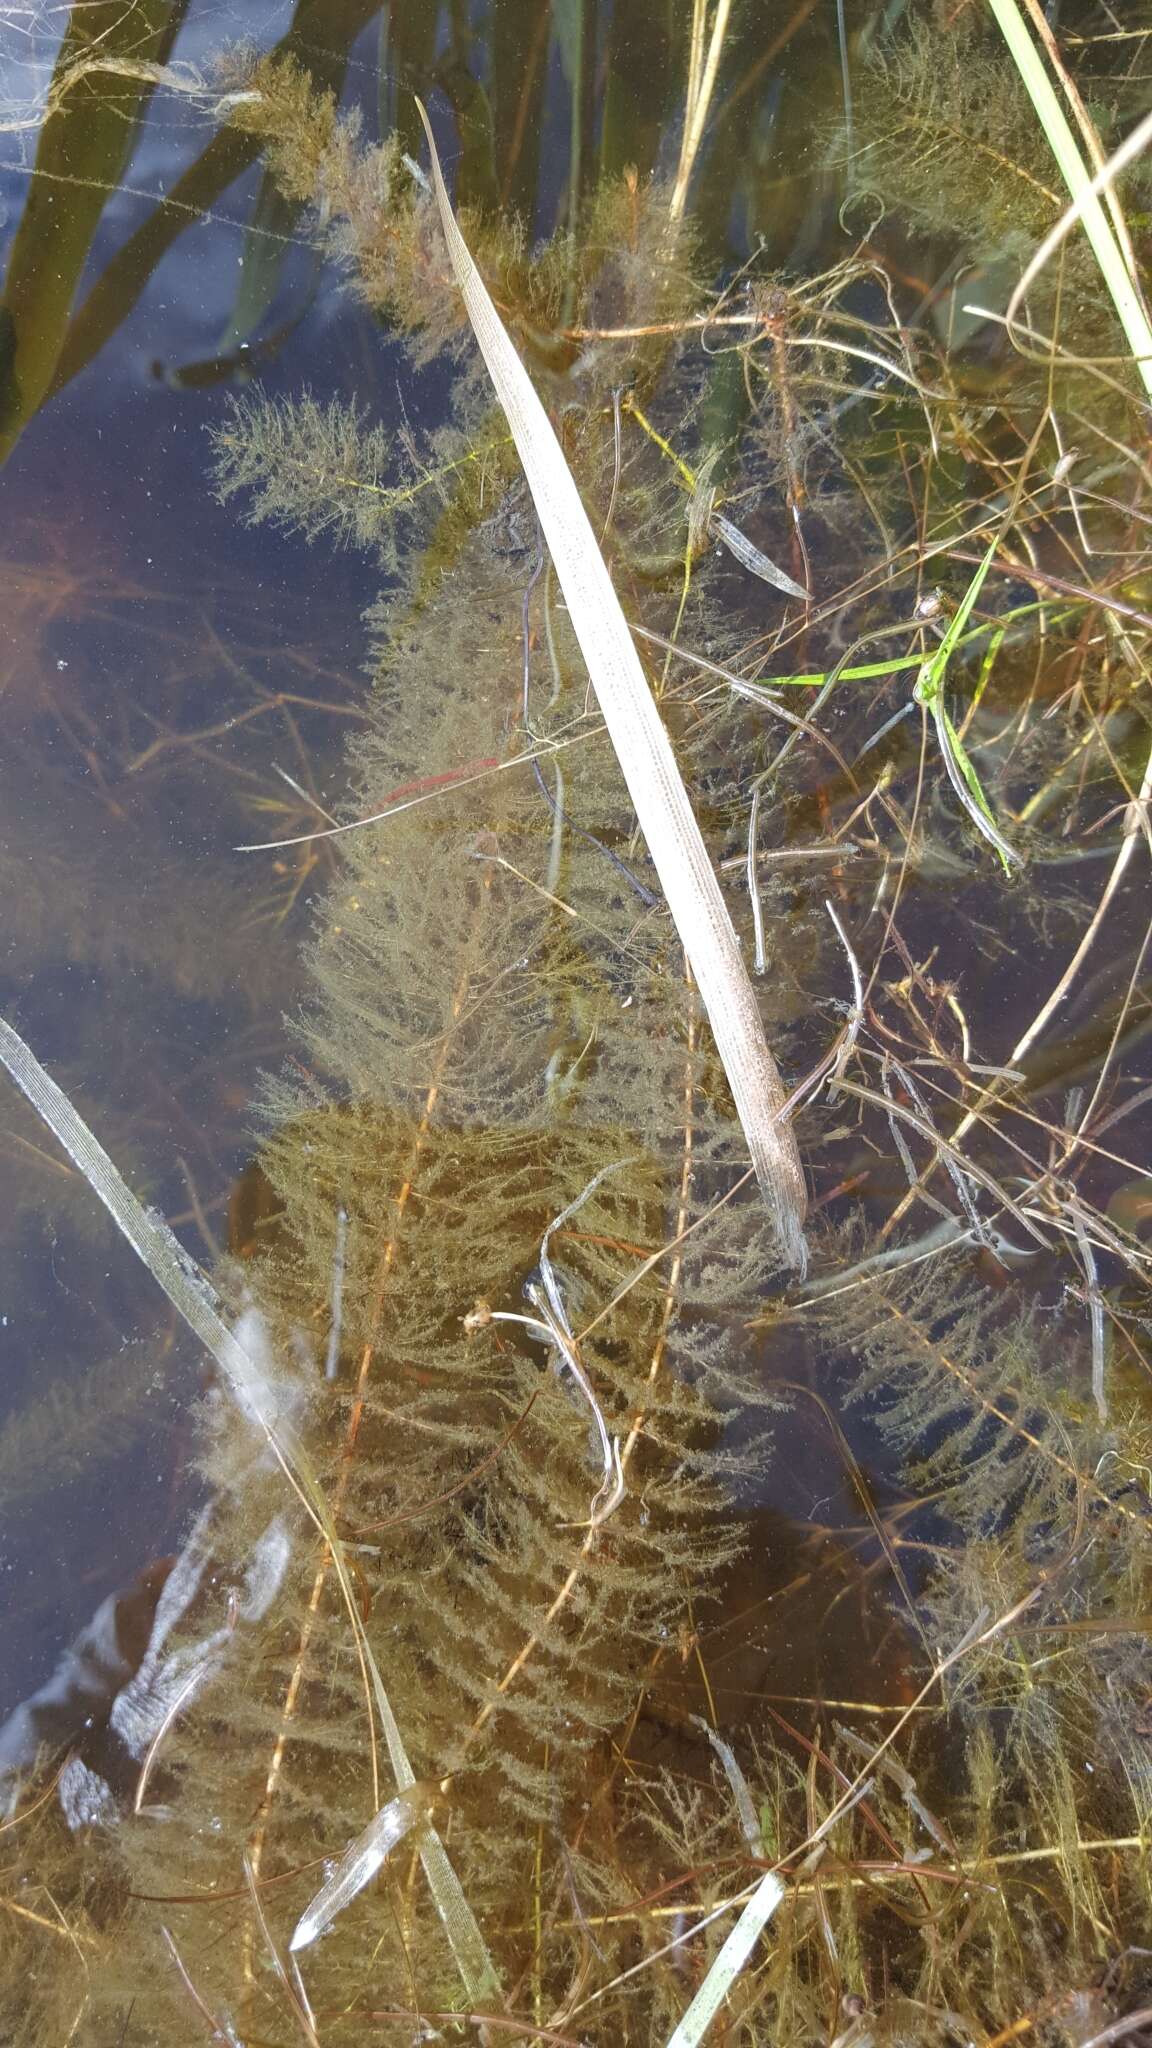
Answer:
(882, 728, 1152, 1238)
(464, 968, 701, 1755)
(1005, 108, 1152, 357)
(1013, 0, 1144, 293)
(669, 0, 734, 224)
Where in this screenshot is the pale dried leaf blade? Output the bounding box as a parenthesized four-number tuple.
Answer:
(711, 511, 809, 600)
(291, 1783, 438, 1951)
(665, 1870, 786, 2048)
(414, 101, 807, 1270)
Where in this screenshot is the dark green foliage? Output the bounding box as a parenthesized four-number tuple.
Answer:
(218, 48, 703, 377)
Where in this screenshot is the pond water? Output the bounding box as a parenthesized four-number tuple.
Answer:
(1, 2, 1151, 2043)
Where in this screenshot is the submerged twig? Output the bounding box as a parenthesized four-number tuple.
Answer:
(323, 1205, 349, 1382)
(747, 784, 767, 975)
(1067, 1191, 1108, 1420)
(160, 1926, 237, 2043)
(465, 1167, 631, 1530)
(691, 1718, 763, 1854)
(823, 899, 863, 1097)
(242, 1852, 320, 2045)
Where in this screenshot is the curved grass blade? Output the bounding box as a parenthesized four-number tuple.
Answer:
(415, 100, 807, 1271)
(986, 0, 1152, 400)
(912, 536, 1023, 872)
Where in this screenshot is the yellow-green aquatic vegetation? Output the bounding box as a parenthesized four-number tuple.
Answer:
(0, 468, 805, 2038)
(212, 387, 516, 582)
(848, 18, 1066, 256)
(8, 446, 1143, 2039)
(795, 1256, 1152, 2016)
(0, 1338, 172, 1510)
(842, 11, 1149, 394)
(217, 48, 702, 379)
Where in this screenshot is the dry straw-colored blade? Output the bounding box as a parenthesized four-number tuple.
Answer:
(415, 101, 807, 1270)
(664, 1869, 786, 2048)
(291, 1782, 439, 1952)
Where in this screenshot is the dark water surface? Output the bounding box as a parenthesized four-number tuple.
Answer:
(1, 12, 390, 1706)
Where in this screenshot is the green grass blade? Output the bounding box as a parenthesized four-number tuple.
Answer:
(912, 536, 1022, 870)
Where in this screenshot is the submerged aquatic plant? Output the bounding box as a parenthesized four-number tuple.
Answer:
(4, 3, 1152, 2041)
(0, 139, 805, 2035)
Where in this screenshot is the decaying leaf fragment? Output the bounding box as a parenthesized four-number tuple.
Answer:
(291, 1780, 440, 1952)
(414, 102, 808, 1271)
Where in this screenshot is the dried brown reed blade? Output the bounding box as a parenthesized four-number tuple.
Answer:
(416, 99, 808, 1273)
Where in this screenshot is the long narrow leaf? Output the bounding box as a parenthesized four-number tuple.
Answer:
(912, 536, 1022, 871)
(710, 511, 808, 599)
(986, 0, 1152, 400)
(664, 1870, 786, 2048)
(291, 1782, 439, 1952)
(415, 101, 807, 1271)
